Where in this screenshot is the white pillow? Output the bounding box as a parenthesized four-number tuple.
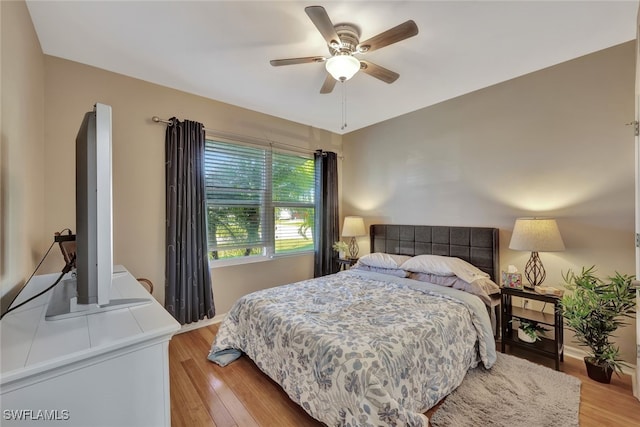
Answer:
(400, 254, 490, 284)
(358, 253, 412, 269)
(350, 264, 409, 278)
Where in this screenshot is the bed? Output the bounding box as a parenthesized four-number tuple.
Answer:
(209, 225, 500, 426)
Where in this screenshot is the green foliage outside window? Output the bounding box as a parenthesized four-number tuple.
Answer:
(205, 140, 315, 261)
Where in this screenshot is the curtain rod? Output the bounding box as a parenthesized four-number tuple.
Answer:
(152, 116, 318, 156)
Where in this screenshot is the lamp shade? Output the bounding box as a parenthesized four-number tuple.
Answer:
(325, 55, 361, 81)
(509, 218, 565, 252)
(341, 216, 366, 237)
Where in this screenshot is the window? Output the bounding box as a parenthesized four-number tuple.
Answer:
(204, 139, 315, 263)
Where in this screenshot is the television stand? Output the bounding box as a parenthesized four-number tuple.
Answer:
(45, 276, 151, 320)
(1, 266, 180, 427)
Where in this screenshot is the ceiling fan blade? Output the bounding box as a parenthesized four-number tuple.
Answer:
(360, 60, 399, 84)
(357, 20, 418, 53)
(270, 56, 325, 67)
(320, 74, 336, 94)
(305, 6, 341, 48)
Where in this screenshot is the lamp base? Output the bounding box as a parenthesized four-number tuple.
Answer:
(524, 251, 546, 288)
(347, 237, 359, 259)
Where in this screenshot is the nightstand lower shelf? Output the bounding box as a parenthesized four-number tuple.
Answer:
(502, 330, 564, 367)
(500, 287, 564, 370)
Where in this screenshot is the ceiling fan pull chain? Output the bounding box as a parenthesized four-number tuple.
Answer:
(341, 81, 347, 130)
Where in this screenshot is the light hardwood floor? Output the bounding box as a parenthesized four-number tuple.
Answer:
(170, 323, 640, 426)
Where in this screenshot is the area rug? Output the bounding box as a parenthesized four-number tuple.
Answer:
(430, 353, 581, 427)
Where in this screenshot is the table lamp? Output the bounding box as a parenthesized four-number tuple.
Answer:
(509, 218, 565, 288)
(341, 216, 366, 259)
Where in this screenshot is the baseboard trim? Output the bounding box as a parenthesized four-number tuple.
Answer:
(175, 313, 226, 335)
(564, 345, 637, 376)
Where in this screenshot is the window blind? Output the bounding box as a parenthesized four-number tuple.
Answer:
(272, 152, 315, 254)
(204, 140, 314, 260)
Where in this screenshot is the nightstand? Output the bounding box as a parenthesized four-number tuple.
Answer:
(337, 258, 358, 271)
(500, 287, 564, 370)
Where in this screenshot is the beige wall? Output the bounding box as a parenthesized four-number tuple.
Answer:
(0, 0, 47, 310)
(41, 57, 340, 314)
(342, 42, 637, 363)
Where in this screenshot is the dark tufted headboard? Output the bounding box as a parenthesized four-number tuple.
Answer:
(370, 224, 500, 282)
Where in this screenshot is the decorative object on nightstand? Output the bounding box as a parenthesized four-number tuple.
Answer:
(534, 285, 564, 297)
(341, 216, 366, 259)
(561, 266, 636, 383)
(501, 286, 564, 370)
(501, 265, 523, 289)
(509, 217, 565, 289)
(332, 241, 349, 259)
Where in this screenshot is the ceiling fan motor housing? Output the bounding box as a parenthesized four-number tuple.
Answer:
(330, 24, 361, 55)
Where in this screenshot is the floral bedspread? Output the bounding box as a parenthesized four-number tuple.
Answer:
(209, 270, 496, 427)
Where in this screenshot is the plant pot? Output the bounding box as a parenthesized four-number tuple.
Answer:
(517, 327, 536, 343)
(584, 357, 613, 384)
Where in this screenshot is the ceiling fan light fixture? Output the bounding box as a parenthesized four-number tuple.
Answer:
(325, 55, 360, 81)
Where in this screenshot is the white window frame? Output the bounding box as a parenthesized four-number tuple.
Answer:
(204, 137, 314, 268)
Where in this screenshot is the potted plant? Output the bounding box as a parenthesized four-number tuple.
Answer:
(515, 319, 549, 343)
(561, 266, 636, 383)
(332, 241, 348, 259)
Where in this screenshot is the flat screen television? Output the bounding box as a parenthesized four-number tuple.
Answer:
(46, 103, 149, 320)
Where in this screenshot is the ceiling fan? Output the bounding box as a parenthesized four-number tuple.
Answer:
(270, 6, 419, 94)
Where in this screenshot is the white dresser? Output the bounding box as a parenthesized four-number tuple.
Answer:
(0, 267, 180, 426)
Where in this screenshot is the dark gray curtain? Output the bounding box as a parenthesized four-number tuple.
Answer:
(314, 150, 339, 277)
(165, 118, 215, 324)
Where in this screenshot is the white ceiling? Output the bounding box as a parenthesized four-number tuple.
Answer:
(26, 1, 638, 135)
